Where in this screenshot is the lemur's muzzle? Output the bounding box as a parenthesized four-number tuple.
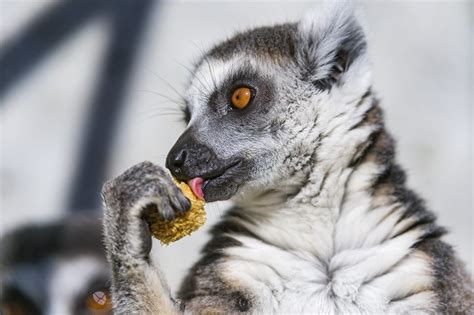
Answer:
(167, 128, 247, 201)
(166, 128, 237, 199)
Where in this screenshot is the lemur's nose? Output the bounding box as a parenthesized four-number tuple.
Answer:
(166, 127, 219, 181)
(166, 148, 187, 176)
(171, 149, 187, 168)
(166, 129, 196, 179)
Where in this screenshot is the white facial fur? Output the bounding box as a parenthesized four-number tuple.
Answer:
(46, 256, 108, 315)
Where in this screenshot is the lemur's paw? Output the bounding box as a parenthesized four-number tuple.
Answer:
(103, 161, 191, 220)
(101, 161, 191, 258)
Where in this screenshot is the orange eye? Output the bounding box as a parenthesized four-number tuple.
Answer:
(86, 290, 112, 314)
(231, 87, 252, 109)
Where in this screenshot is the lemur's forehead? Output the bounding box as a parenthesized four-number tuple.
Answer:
(205, 23, 297, 62)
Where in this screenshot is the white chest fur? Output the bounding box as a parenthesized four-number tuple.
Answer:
(222, 235, 436, 314)
(221, 161, 438, 314)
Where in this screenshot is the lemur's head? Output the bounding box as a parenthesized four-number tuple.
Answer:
(167, 2, 374, 203)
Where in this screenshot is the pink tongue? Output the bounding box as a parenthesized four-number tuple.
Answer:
(187, 177, 204, 199)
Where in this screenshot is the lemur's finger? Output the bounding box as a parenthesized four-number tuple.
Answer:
(153, 197, 176, 221)
(167, 185, 192, 214)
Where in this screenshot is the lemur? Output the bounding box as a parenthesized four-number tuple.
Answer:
(0, 216, 112, 315)
(101, 2, 473, 314)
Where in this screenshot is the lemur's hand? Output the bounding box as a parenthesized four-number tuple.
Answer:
(101, 161, 190, 260)
(101, 162, 185, 313)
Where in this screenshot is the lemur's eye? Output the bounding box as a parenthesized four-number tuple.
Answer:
(231, 87, 252, 109)
(85, 289, 112, 314)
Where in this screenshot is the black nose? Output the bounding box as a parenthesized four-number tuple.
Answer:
(166, 130, 194, 178)
(169, 149, 187, 170)
(166, 128, 218, 181)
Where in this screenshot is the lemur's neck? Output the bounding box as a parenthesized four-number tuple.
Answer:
(229, 98, 443, 261)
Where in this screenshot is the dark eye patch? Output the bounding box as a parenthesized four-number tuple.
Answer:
(207, 65, 274, 117)
(74, 275, 112, 315)
(181, 100, 191, 124)
(1, 286, 41, 315)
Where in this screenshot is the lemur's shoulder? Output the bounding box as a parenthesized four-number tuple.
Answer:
(418, 238, 474, 313)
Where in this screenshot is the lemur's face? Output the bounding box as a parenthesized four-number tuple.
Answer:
(167, 6, 370, 202)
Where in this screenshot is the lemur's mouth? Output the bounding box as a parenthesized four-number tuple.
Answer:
(188, 160, 241, 201)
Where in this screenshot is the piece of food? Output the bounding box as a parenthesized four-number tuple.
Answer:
(147, 179, 205, 245)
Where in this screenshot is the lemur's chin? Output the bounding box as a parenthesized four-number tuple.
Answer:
(201, 160, 244, 202)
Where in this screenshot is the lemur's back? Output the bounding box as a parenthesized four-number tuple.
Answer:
(101, 2, 473, 314)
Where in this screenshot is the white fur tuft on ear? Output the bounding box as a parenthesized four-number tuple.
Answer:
(296, 0, 366, 87)
(299, 0, 356, 37)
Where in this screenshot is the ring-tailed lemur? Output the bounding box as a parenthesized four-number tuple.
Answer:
(101, 3, 473, 314)
(0, 216, 112, 315)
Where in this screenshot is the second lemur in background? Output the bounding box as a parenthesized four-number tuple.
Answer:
(0, 216, 112, 315)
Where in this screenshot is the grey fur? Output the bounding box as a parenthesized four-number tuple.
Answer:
(101, 3, 473, 314)
(101, 161, 189, 314)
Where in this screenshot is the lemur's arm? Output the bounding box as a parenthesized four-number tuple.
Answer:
(101, 162, 189, 315)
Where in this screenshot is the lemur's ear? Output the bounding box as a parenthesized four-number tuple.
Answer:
(296, 0, 366, 89)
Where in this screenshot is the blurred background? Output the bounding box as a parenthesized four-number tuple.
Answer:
(0, 0, 472, 303)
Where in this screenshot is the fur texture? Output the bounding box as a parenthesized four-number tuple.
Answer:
(102, 2, 473, 314)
